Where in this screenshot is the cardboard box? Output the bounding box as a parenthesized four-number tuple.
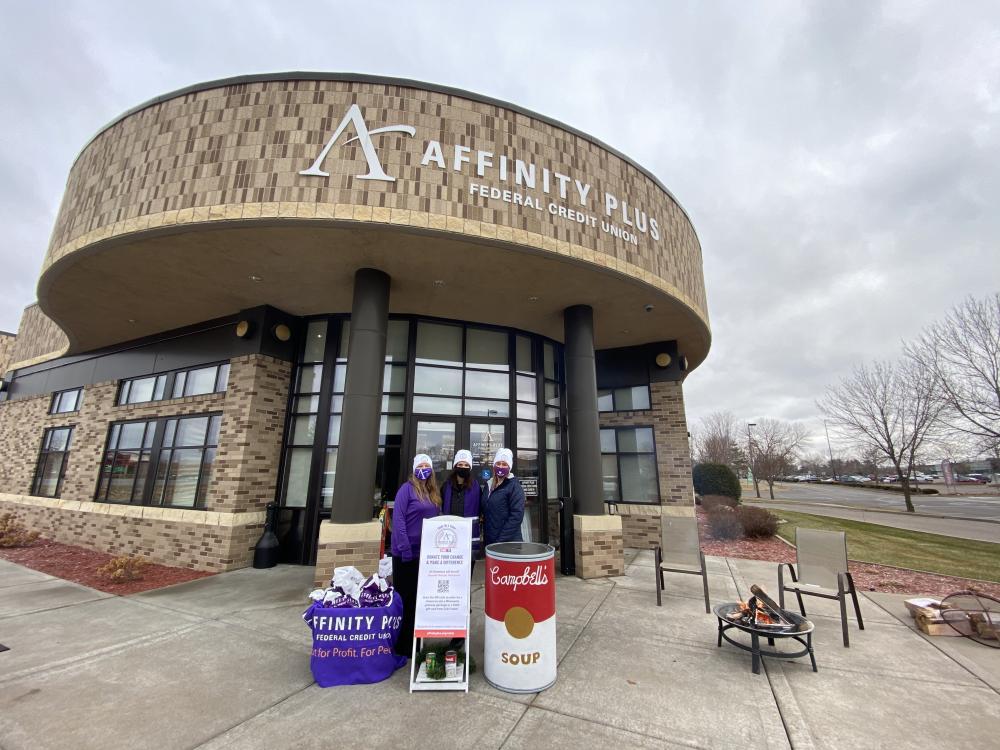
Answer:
(915, 613, 974, 637)
(905, 598, 942, 618)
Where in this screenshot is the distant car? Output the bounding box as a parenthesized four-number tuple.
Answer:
(957, 475, 988, 484)
(881, 475, 899, 482)
(913, 474, 936, 483)
(967, 473, 991, 483)
(796, 474, 818, 482)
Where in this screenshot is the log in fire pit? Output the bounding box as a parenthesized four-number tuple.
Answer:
(714, 585, 817, 674)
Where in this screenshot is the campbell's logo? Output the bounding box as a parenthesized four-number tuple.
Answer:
(489, 564, 549, 591)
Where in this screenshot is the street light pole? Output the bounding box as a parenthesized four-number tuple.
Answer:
(824, 420, 837, 481)
(747, 423, 759, 498)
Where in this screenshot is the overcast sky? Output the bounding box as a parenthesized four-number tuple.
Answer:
(1, 1, 998, 455)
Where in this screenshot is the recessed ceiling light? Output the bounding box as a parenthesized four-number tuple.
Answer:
(433, 279, 446, 287)
(127, 318, 136, 324)
(621, 329, 630, 334)
(528, 296, 539, 302)
(249, 274, 263, 282)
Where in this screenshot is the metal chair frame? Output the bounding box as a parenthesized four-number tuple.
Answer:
(778, 533, 865, 647)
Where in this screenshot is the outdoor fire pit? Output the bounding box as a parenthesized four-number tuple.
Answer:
(714, 586, 817, 675)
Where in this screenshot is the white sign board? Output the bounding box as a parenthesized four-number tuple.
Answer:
(414, 515, 473, 639)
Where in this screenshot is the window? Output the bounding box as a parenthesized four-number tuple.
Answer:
(600, 426, 659, 503)
(96, 414, 221, 508)
(49, 388, 82, 414)
(117, 363, 229, 405)
(597, 385, 651, 412)
(33, 427, 74, 498)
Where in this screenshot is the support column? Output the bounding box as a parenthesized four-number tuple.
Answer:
(564, 305, 623, 578)
(315, 268, 389, 585)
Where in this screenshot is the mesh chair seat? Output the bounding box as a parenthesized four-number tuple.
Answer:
(654, 515, 710, 612)
(779, 527, 865, 647)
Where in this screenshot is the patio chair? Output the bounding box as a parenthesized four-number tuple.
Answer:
(654, 515, 710, 613)
(778, 527, 864, 647)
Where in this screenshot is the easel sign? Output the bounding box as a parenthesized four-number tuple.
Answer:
(409, 515, 472, 693)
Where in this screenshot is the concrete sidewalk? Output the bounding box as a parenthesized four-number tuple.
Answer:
(1, 554, 998, 749)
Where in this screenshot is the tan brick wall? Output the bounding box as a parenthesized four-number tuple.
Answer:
(573, 515, 624, 579)
(0, 331, 15, 375)
(0, 353, 289, 569)
(8, 305, 68, 369)
(42, 77, 707, 330)
(0, 495, 264, 571)
(600, 380, 693, 548)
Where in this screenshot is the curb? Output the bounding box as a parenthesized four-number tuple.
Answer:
(755, 499, 1000, 526)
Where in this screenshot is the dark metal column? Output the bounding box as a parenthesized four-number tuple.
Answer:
(564, 304, 604, 516)
(331, 268, 390, 523)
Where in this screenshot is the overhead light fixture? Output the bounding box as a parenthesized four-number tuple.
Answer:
(127, 318, 136, 324)
(433, 279, 446, 287)
(655, 353, 671, 368)
(272, 324, 292, 342)
(235, 320, 254, 338)
(249, 274, 263, 282)
(528, 296, 539, 302)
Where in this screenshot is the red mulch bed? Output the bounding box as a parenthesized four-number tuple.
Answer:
(0, 538, 214, 595)
(696, 508, 1000, 599)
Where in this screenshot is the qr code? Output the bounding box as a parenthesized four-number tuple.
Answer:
(437, 580, 450, 593)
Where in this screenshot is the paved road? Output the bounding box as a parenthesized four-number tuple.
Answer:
(764, 481, 1000, 521)
(748, 501, 1000, 543)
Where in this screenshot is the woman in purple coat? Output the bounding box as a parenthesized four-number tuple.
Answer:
(391, 453, 441, 657)
(441, 449, 483, 568)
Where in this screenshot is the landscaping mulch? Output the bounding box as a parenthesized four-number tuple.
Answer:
(0, 538, 213, 595)
(696, 508, 1000, 600)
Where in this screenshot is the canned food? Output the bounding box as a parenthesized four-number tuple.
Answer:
(444, 650, 458, 679)
(484, 542, 557, 693)
(425, 651, 438, 672)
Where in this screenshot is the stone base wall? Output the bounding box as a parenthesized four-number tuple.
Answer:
(0, 494, 264, 571)
(314, 519, 382, 587)
(573, 514, 624, 579)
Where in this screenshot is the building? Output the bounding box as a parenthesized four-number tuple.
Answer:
(0, 73, 710, 580)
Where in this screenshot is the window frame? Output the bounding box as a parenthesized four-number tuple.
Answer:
(116, 361, 231, 406)
(49, 388, 83, 415)
(597, 384, 652, 413)
(599, 424, 660, 505)
(95, 412, 222, 509)
(32, 426, 75, 498)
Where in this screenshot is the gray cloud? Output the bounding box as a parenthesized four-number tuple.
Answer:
(1, 0, 997, 449)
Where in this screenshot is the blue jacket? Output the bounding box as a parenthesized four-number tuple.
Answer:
(483, 476, 525, 545)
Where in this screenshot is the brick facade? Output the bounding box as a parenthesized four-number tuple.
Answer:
(0, 354, 290, 571)
(8, 304, 68, 369)
(0, 331, 15, 376)
(573, 514, 624, 579)
(313, 520, 382, 587)
(599, 379, 694, 549)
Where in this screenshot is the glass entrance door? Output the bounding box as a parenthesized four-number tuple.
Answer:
(468, 421, 506, 485)
(411, 419, 509, 484)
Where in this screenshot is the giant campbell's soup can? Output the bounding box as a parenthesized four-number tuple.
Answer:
(484, 542, 556, 693)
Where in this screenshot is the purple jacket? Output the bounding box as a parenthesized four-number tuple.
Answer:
(390, 482, 440, 562)
(442, 480, 482, 540)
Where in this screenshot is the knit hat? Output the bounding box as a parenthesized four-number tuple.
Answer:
(454, 449, 473, 466)
(493, 447, 514, 467)
(412, 453, 433, 472)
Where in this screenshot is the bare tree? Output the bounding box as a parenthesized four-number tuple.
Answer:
(745, 418, 809, 499)
(693, 411, 740, 467)
(906, 293, 1000, 445)
(819, 359, 943, 512)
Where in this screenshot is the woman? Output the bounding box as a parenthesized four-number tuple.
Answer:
(483, 447, 526, 546)
(442, 449, 483, 566)
(391, 453, 441, 657)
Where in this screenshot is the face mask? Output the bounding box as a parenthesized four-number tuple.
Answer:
(494, 465, 510, 478)
(456, 467, 471, 479)
(415, 467, 432, 481)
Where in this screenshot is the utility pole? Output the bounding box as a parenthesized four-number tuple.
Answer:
(824, 419, 837, 481)
(747, 422, 759, 498)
